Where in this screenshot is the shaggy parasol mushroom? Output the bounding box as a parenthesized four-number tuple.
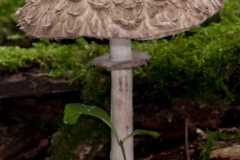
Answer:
(16, 0, 225, 159)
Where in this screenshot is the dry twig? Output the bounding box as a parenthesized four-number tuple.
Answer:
(185, 118, 190, 160)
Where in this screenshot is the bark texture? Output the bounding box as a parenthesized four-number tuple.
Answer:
(0, 68, 80, 99)
(16, 0, 225, 40)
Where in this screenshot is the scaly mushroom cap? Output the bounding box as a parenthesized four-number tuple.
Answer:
(16, 0, 225, 40)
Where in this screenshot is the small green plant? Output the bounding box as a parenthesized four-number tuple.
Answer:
(63, 103, 160, 160)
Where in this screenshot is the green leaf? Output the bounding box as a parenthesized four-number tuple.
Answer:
(64, 103, 119, 141)
(123, 129, 160, 143)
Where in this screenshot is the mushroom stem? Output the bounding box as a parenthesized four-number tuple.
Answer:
(110, 38, 134, 160)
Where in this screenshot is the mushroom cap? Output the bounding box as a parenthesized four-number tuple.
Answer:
(16, 0, 225, 40)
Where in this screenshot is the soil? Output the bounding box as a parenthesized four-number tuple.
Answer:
(0, 76, 240, 160)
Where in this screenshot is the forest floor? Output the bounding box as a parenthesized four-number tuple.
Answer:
(0, 69, 240, 160)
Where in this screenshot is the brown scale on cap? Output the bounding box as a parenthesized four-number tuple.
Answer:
(16, 0, 225, 40)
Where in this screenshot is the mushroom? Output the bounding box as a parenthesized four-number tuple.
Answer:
(16, 0, 225, 160)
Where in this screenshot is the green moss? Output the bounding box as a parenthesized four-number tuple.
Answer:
(0, 0, 240, 105)
(50, 117, 109, 160)
(0, 38, 110, 105)
(1, 0, 240, 104)
(134, 22, 240, 100)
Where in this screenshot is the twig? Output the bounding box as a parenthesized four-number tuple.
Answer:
(185, 118, 190, 160)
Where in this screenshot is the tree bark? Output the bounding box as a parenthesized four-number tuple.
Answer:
(0, 68, 80, 99)
(110, 38, 134, 160)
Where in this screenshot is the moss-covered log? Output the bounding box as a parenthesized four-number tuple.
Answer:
(0, 68, 80, 99)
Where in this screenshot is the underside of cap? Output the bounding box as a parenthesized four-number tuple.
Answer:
(16, 0, 225, 40)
